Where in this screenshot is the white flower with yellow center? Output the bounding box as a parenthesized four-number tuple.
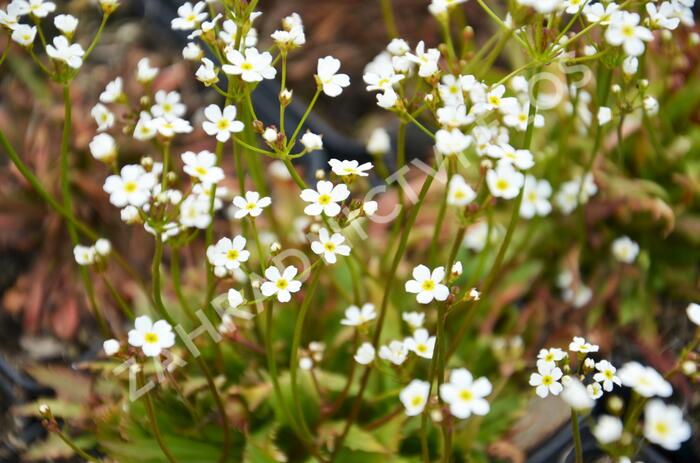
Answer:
(222, 47, 276, 83)
(202, 104, 244, 142)
(128, 315, 175, 357)
(171, 1, 207, 30)
(11, 24, 36, 46)
(447, 174, 476, 207)
(91, 103, 114, 132)
(300, 180, 350, 217)
(593, 360, 621, 392)
(341, 303, 376, 327)
(611, 236, 639, 264)
(529, 362, 564, 398)
(311, 227, 351, 264)
(405, 265, 449, 304)
(46, 36, 84, 69)
(487, 144, 534, 170)
(439, 368, 492, 419)
(151, 90, 186, 121)
(232, 191, 271, 219)
(181, 150, 224, 184)
(644, 400, 691, 450)
(261, 265, 302, 303)
(316, 56, 350, 97)
(19, 0, 55, 18)
(486, 162, 524, 199)
(404, 328, 436, 359)
(379, 340, 409, 365)
(133, 112, 156, 141)
(206, 236, 250, 271)
(605, 11, 653, 56)
(537, 347, 565, 368)
(520, 175, 552, 219)
(399, 379, 430, 416)
(328, 159, 373, 177)
(618, 361, 672, 398)
(569, 336, 599, 354)
(103, 164, 156, 208)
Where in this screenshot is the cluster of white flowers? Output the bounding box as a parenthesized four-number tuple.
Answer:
(73, 238, 112, 266)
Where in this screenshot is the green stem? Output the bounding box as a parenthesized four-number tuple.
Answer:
(194, 355, 231, 463)
(571, 409, 583, 463)
(54, 428, 101, 463)
(141, 373, 178, 463)
(379, 0, 399, 39)
(102, 274, 134, 319)
(286, 89, 321, 153)
(170, 248, 198, 324)
(151, 234, 175, 325)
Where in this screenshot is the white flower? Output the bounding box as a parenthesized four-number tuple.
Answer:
(271, 21, 306, 48)
(222, 48, 276, 82)
(597, 106, 612, 126)
(179, 195, 211, 229)
(584, 2, 618, 25)
(405, 265, 449, 304)
(94, 238, 111, 256)
(183, 42, 203, 61)
(227, 288, 243, 309)
(134, 112, 157, 141)
(299, 181, 350, 217)
(486, 162, 525, 199)
(19, 0, 55, 18)
(387, 38, 410, 55)
(195, 57, 218, 86)
(447, 175, 476, 207)
(151, 90, 186, 121)
(201, 104, 244, 142)
(120, 205, 140, 224)
(89, 133, 117, 163)
(687, 302, 700, 326)
(206, 236, 250, 270)
(219, 19, 258, 47)
(261, 266, 302, 303)
(316, 56, 350, 97)
(404, 328, 436, 359)
(605, 11, 653, 57)
(537, 348, 566, 368)
(379, 340, 409, 365)
(611, 236, 640, 263)
(476, 85, 518, 113)
(363, 201, 378, 216)
(181, 150, 224, 184)
(232, 191, 271, 218)
(429, 0, 467, 16)
(0, 2, 26, 30)
(102, 339, 120, 356)
(354, 342, 376, 365)
(435, 128, 472, 157)
(437, 105, 471, 128)
(402, 311, 425, 330)
(618, 362, 672, 398)
(73, 244, 96, 266)
(623, 56, 639, 75)
(569, 336, 599, 354)
(153, 117, 193, 137)
(100, 77, 123, 103)
(136, 57, 158, 83)
(91, 103, 114, 132)
(439, 368, 491, 419)
(463, 221, 497, 252)
(643, 400, 691, 450)
(376, 89, 398, 109)
(593, 360, 621, 392)
(171, 1, 207, 30)
(643, 96, 659, 115)
(11, 24, 36, 46)
(367, 127, 391, 155)
(518, 0, 562, 14)
(593, 415, 623, 445)
(486, 144, 534, 170)
(646, 2, 680, 30)
(406, 41, 440, 77)
(328, 159, 372, 177)
(529, 362, 564, 398)
(300, 131, 323, 151)
(311, 228, 351, 264)
(502, 102, 544, 132)
(54, 14, 78, 36)
(128, 315, 176, 357)
(587, 381, 603, 400)
(562, 379, 595, 410)
(46, 36, 84, 69)
(451, 261, 463, 277)
(399, 380, 430, 416)
(103, 164, 156, 208)
(520, 176, 552, 219)
(341, 303, 376, 327)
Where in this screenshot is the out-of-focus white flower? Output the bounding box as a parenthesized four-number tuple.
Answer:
(134, 112, 157, 141)
(402, 312, 425, 330)
(46, 36, 84, 69)
(89, 133, 117, 163)
(520, 175, 552, 219)
(435, 128, 472, 157)
(404, 328, 436, 359)
(618, 362, 672, 398)
(611, 236, 640, 263)
(11, 24, 36, 46)
(120, 205, 140, 224)
(100, 77, 123, 103)
(183, 42, 204, 61)
(153, 116, 193, 137)
(379, 340, 408, 365)
(643, 400, 691, 450)
(486, 162, 525, 199)
(593, 415, 623, 444)
(181, 150, 224, 184)
(405, 265, 449, 304)
(179, 195, 211, 229)
(95, 238, 111, 256)
(605, 11, 653, 57)
(195, 57, 218, 86)
(232, 191, 271, 219)
(311, 228, 351, 264)
(643, 96, 659, 115)
(687, 302, 700, 326)
(222, 48, 276, 82)
(128, 315, 175, 357)
(316, 56, 350, 97)
(300, 181, 350, 217)
(18, 0, 55, 18)
(622, 56, 639, 75)
(367, 128, 391, 155)
(646, 2, 680, 30)
(261, 266, 302, 303)
(562, 379, 595, 410)
(406, 41, 440, 77)
(439, 368, 492, 419)
(103, 338, 120, 356)
(91, 103, 114, 132)
(569, 336, 599, 354)
(152, 90, 186, 121)
(597, 106, 612, 125)
(171, 1, 207, 30)
(341, 303, 376, 327)
(73, 244, 96, 266)
(136, 57, 158, 83)
(400, 380, 430, 416)
(354, 342, 376, 365)
(329, 159, 372, 177)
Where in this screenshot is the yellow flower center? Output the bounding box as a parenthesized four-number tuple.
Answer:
(604, 370, 614, 379)
(276, 279, 288, 290)
(195, 166, 208, 175)
(217, 119, 230, 129)
(124, 181, 138, 193)
(411, 395, 423, 407)
(324, 242, 336, 252)
(163, 103, 173, 112)
(654, 421, 669, 436)
(241, 62, 254, 71)
(144, 332, 159, 344)
(622, 25, 635, 38)
(421, 280, 435, 291)
(542, 375, 553, 386)
(417, 344, 427, 353)
(545, 353, 554, 362)
(496, 179, 509, 191)
(245, 202, 257, 210)
(459, 389, 473, 401)
(488, 95, 501, 106)
(227, 249, 239, 260)
(318, 194, 332, 205)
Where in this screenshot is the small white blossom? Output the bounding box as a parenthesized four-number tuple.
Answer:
(643, 400, 691, 450)
(439, 368, 492, 419)
(379, 340, 409, 365)
(447, 174, 476, 207)
(222, 48, 276, 82)
(486, 162, 525, 199)
(562, 379, 595, 410)
(89, 133, 117, 164)
(202, 104, 244, 142)
(136, 57, 158, 83)
(206, 236, 250, 271)
(618, 362, 672, 398)
(73, 244, 96, 266)
(311, 228, 351, 264)
(605, 11, 653, 57)
(171, 1, 207, 30)
(299, 181, 350, 217)
(128, 315, 175, 357)
(354, 342, 376, 365)
(520, 176, 552, 219)
(404, 328, 436, 359)
(593, 415, 623, 445)
(46, 36, 84, 69)
(405, 265, 449, 304)
(569, 336, 599, 354)
(612, 236, 640, 263)
(232, 191, 271, 219)
(341, 303, 376, 327)
(11, 24, 36, 46)
(102, 338, 120, 356)
(103, 164, 156, 208)
(687, 302, 700, 326)
(400, 380, 430, 416)
(402, 312, 425, 330)
(181, 150, 224, 184)
(300, 131, 323, 151)
(316, 56, 350, 97)
(329, 159, 372, 177)
(529, 362, 564, 398)
(261, 266, 302, 303)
